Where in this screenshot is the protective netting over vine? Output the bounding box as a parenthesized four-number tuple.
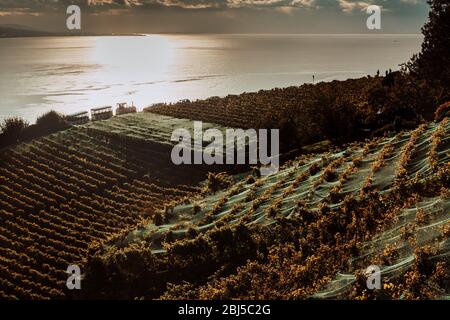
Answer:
(313, 195, 449, 299)
(116, 119, 450, 256)
(84, 117, 449, 299)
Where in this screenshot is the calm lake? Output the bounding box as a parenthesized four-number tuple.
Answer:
(0, 34, 423, 123)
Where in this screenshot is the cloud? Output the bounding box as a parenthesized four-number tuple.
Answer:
(338, 0, 371, 13)
(335, 0, 424, 14)
(400, 0, 421, 4)
(0, 0, 317, 11)
(0, 0, 426, 9)
(0, 0, 427, 17)
(0, 10, 41, 17)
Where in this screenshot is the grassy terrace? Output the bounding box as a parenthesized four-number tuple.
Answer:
(84, 113, 232, 147)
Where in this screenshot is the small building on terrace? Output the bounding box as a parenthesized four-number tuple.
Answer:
(91, 106, 113, 121)
(116, 102, 137, 116)
(66, 111, 90, 126)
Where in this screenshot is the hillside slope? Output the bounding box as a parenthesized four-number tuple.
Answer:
(82, 118, 449, 299)
(0, 113, 232, 299)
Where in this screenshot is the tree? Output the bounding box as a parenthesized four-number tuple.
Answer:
(21, 110, 69, 141)
(0, 117, 28, 147)
(408, 0, 450, 87)
(35, 110, 68, 134)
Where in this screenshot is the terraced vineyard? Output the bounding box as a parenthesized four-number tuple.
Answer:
(109, 119, 450, 250)
(0, 113, 222, 299)
(1, 108, 449, 300)
(83, 118, 450, 299)
(148, 78, 376, 129)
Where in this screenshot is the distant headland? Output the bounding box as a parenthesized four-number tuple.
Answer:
(0, 24, 142, 38)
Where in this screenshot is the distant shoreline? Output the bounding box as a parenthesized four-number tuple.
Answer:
(0, 33, 145, 39)
(0, 25, 145, 38)
(0, 32, 423, 39)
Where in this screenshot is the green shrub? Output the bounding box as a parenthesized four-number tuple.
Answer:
(0, 117, 29, 147)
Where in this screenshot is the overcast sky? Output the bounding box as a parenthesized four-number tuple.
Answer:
(0, 0, 430, 34)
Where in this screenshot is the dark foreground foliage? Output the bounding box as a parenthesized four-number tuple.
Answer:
(406, 0, 450, 92)
(0, 111, 69, 149)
